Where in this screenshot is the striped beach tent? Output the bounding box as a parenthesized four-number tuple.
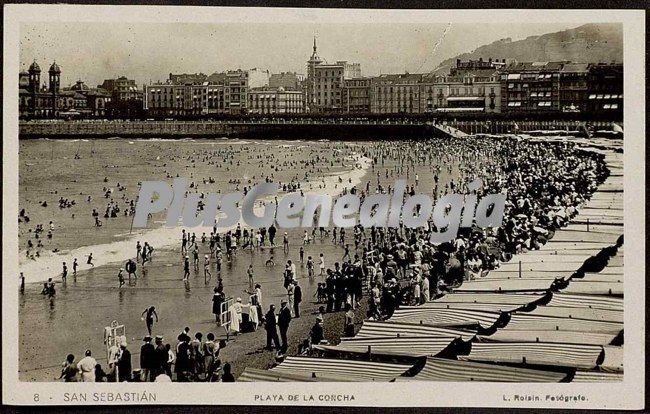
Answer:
(477, 329, 619, 346)
(417, 302, 522, 314)
(572, 370, 624, 382)
(388, 307, 503, 330)
(520, 305, 623, 323)
(504, 313, 623, 333)
(396, 357, 568, 382)
(354, 320, 476, 341)
(459, 342, 605, 369)
(238, 367, 322, 382)
(453, 278, 556, 292)
(268, 356, 414, 382)
(561, 280, 623, 296)
(431, 292, 548, 306)
(544, 292, 623, 311)
(313, 335, 462, 358)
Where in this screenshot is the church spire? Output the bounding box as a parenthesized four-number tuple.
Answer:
(313, 36, 317, 53)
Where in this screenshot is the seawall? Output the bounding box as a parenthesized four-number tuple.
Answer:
(19, 121, 443, 140)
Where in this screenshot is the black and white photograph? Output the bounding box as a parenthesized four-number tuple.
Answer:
(2, 4, 645, 409)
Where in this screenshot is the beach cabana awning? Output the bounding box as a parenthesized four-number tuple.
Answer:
(238, 367, 322, 382)
(417, 302, 522, 313)
(477, 329, 619, 346)
(396, 357, 568, 382)
(388, 308, 502, 330)
(267, 356, 413, 382)
(561, 280, 623, 296)
(431, 292, 547, 307)
(459, 342, 605, 369)
(314, 335, 462, 358)
(504, 313, 623, 334)
(544, 292, 623, 312)
(572, 370, 623, 382)
(521, 305, 623, 323)
(354, 320, 475, 340)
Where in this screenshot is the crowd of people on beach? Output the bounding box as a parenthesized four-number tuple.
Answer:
(58, 328, 234, 382)
(19, 135, 608, 382)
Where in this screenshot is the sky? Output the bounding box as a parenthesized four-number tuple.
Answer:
(20, 22, 578, 88)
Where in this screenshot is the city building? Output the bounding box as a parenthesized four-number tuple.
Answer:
(306, 38, 362, 112)
(59, 80, 112, 117)
(99, 76, 143, 118)
(500, 61, 565, 113)
(224, 70, 249, 114)
(454, 57, 508, 72)
(370, 73, 424, 114)
(558, 63, 590, 113)
(144, 84, 210, 116)
(586, 62, 623, 116)
(19, 61, 111, 118)
(248, 87, 304, 114)
(247, 68, 270, 89)
(269, 72, 304, 91)
(99, 76, 142, 101)
(169, 72, 207, 85)
(342, 78, 372, 113)
(424, 58, 502, 114)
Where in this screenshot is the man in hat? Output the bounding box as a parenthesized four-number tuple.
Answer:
(154, 335, 167, 379)
(310, 315, 324, 345)
(140, 335, 156, 382)
(264, 304, 280, 351)
(117, 340, 132, 382)
(278, 300, 292, 354)
(293, 280, 302, 318)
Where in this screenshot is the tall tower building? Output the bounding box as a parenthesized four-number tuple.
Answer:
(28, 61, 41, 94)
(306, 37, 323, 111)
(28, 61, 41, 115)
(48, 62, 61, 93)
(48, 62, 61, 117)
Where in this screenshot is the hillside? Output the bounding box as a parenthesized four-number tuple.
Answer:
(433, 23, 622, 74)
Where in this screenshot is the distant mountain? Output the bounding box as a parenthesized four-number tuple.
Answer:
(432, 23, 622, 75)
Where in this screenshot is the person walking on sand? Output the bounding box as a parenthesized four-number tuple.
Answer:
(126, 258, 137, 281)
(204, 255, 212, 280)
(141, 306, 159, 336)
(183, 256, 190, 281)
(286, 282, 295, 317)
(72, 258, 78, 277)
(264, 304, 280, 351)
(87, 253, 94, 267)
(181, 229, 188, 254)
(278, 300, 292, 354)
(293, 280, 302, 318)
(117, 268, 125, 288)
(283, 232, 289, 253)
(212, 287, 224, 323)
(246, 264, 254, 292)
(319, 253, 325, 276)
(62, 262, 68, 281)
(136, 241, 142, 263)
